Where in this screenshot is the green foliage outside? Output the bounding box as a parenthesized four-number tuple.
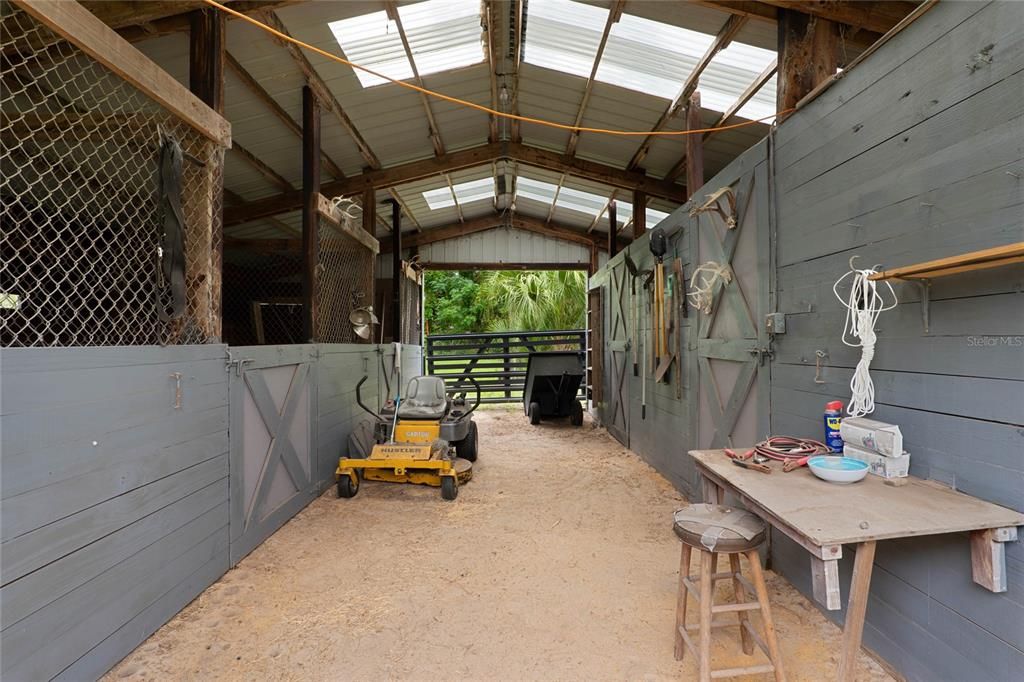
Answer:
(424, 270, 587, 335)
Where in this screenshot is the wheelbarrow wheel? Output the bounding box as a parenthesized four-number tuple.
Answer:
(440, 475, 458, 501)
(456, 421, 478, 462)
(529, 401, 541, 425)
(337, 474, 359, 498)
(570, 400, 584, 426)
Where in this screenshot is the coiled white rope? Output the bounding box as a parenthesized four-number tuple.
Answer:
(687, 261, 732, 315)
(833, 261, 897, 417)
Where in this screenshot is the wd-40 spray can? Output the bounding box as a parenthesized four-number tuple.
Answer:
(824, 401, 844, 452)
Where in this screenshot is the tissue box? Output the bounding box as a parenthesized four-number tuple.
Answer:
(840, 417, 903, 457)
(844, 443, 910, 478)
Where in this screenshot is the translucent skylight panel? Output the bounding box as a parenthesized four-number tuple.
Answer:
(556, 185, 609, 216)
(329, 0, 483, 89)
(700, 42, 778, 120)
(515, 177, 560, 205)
(422, 178, 494, 210)
(736, 74, 778, 121)
(597, 14, 715, 99)
(329, 11, 410, 87)
(522, 0, 609, 79)
(617, 201, 671, 227)
(399, 0, 484, 77)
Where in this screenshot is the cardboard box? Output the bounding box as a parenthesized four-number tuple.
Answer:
(844, 443, 910, 478)
(840, 417, 903, 457)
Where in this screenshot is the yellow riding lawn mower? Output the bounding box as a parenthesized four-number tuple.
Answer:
(336, 375, 480, 501)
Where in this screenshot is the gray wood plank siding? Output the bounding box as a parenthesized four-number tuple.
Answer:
(593, 2, 1023, 678)
(1, 342, 418, 679)
(0, 345, 232, 681)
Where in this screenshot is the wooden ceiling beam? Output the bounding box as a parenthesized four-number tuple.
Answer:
(693, 1, 881, 48)
(483, 1, 500, 142)
(376, 212, 629, 253)
(445, 174, 465, 223)
(106, 1, 304, 42)
(565, 0, 625, 157)
(225, 51, 346, 180)
(256, 10, 381, 170)
(384, 1, 445, 156)
(510, 0, 524, 143)
(756, 0, 918, 35)
(587, 190, 620, 233)
(628, 13, 746, 171)
(224, 141, 686, 226)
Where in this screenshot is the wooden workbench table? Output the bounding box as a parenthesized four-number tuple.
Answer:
(689, 449, 1024, 682)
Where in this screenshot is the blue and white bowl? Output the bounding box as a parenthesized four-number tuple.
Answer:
(807, 456, 869, 484)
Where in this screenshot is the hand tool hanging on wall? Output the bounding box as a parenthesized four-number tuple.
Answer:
(649, 228, 668, 370)
(673, 256, 686, 399)
(155, 132, 188, 323)
(625, 249, 640, 377)
(654, 269, 676, 384)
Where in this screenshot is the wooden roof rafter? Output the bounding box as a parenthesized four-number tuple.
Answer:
(384, 1, 445, 157)
(223, 141, 687, 226)
(663, 57, 777, 182)
(483, 0, 500, 142)
(388, 188, 421, 232)
(628, 13, 747, 171)
(256, 9, 381, 170)
(587, 189, 620, 234)
(565, 0, 625, 158)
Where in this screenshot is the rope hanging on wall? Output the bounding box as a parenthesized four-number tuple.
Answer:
(832, 257, 898, 417)
(687, 261, 732, 315)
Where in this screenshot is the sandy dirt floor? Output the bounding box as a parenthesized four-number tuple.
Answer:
(106, 408, 892, 681)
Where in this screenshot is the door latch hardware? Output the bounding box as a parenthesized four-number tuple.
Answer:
(169, 372, 183, 409)
(748, 346, 773, 366)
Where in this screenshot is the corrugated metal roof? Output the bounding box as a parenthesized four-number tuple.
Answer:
(134, 0, 789, 251)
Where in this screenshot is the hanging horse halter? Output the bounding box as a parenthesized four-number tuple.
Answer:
(155, 131, 188, 322)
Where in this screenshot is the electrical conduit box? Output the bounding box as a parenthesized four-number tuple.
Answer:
(840, 417, 903, 457)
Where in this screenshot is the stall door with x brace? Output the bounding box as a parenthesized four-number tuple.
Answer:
(691, 156, 772, 458)
(228, 345, 317, 565)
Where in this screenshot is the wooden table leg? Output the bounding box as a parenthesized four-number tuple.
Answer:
(837, 541, 877, 682)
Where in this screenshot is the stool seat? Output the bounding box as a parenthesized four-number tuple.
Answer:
(672, 503, 766, 553)
(671, 503, 785, 681)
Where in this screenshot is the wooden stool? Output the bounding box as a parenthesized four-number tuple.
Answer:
(672, 504, 785, 682)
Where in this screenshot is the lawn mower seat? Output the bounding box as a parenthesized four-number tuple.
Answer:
(398, 376, 450, 421)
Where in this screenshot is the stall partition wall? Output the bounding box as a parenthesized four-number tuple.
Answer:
(0, 343, 422, 680)
(592, 1, 1024, 679)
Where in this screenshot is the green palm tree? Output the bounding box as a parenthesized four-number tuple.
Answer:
(477, 270, 587, 333)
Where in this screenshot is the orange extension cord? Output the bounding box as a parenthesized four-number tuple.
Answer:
(200, 0, 794, 138)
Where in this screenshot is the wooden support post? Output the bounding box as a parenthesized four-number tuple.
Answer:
(188, 9, 224, 113)
(777, 9, 838, 112)
(810, 555, 842, 610)
(632, 190, 646, 239)
(361, 187, 376, 235)
(302, 85, 321, 342)
(685, 92, 705, 201)
(390, 199, 402, 342)
(589, 244, 600, 275)
(970, 527, 1016, 592)
(188, 7, 224, 340)
(607, 201, 618, 259)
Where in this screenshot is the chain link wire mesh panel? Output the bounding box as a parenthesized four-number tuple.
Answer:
(221, 247, 304, 345)
(1, 8, 224, 347)
(316, 207, 375, 344)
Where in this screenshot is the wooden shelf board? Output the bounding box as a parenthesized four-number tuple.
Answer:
(869, 242, 1024, 281)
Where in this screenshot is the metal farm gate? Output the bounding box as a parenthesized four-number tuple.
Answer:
(228, 345, 318, 564)
(690, 156, 772, 451)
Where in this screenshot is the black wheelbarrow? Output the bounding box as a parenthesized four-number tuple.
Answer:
(523, 351, 585, 426)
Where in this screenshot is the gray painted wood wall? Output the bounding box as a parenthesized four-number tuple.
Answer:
(1, 342, 422, 680)
(593, 2, 1022, 679)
